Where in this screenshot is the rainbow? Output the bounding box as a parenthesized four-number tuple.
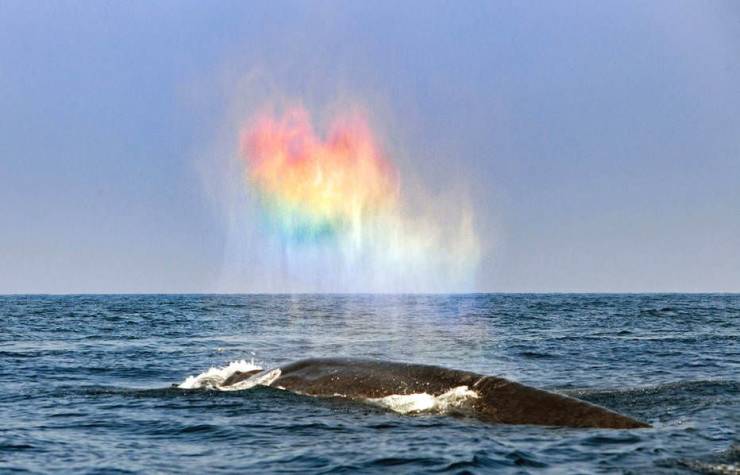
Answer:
(240, 107, 398, 243)
(237, 104, 480, 292)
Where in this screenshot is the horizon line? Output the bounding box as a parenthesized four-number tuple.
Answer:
(2, 291, 739, 297)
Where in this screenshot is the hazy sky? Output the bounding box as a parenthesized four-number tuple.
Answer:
(1, 1, 738, 293)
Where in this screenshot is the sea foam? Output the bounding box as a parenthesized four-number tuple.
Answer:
(178, 359, 263, 389)
(366, 386, 479, 415)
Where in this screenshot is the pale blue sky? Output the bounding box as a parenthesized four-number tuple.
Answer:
(1, 1, 738, 293)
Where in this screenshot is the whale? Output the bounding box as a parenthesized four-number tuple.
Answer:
(218, 357, 650, 429)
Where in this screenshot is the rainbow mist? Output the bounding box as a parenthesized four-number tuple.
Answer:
(237, 105, 480, 292)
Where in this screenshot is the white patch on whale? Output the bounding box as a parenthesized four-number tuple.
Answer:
(366, 386, 479, 415)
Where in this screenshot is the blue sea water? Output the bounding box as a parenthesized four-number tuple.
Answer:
(0, 294, 738, 474)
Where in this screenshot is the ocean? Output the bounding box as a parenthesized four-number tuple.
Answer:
(1, 294, 738, 474)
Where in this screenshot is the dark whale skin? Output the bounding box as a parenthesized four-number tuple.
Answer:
(224, 357, 651, 429)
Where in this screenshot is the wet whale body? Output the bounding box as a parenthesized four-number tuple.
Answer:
(220, 358, 650, 429)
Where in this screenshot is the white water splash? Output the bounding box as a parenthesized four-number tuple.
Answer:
(178, 359, 263, 389)
(220, 368, 282, 392)
(367, 386, 479, 415)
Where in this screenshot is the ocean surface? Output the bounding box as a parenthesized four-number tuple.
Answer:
(1, 294, 738, 474)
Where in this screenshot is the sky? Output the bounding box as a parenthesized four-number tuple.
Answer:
(1, 0, 738, 293)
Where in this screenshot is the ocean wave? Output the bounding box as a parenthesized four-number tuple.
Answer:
(661, 444, 740, 475)
(564, 379, 739, 400)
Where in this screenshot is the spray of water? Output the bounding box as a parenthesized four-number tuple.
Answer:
(209, 98, 481, 293)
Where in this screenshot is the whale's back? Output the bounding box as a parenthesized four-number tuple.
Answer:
(472, 376, 650, 428)
(274, 357, 482, 397)
(265, 358, 650, 429)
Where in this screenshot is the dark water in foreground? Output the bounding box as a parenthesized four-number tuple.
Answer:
(1, 294, 738, 474)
